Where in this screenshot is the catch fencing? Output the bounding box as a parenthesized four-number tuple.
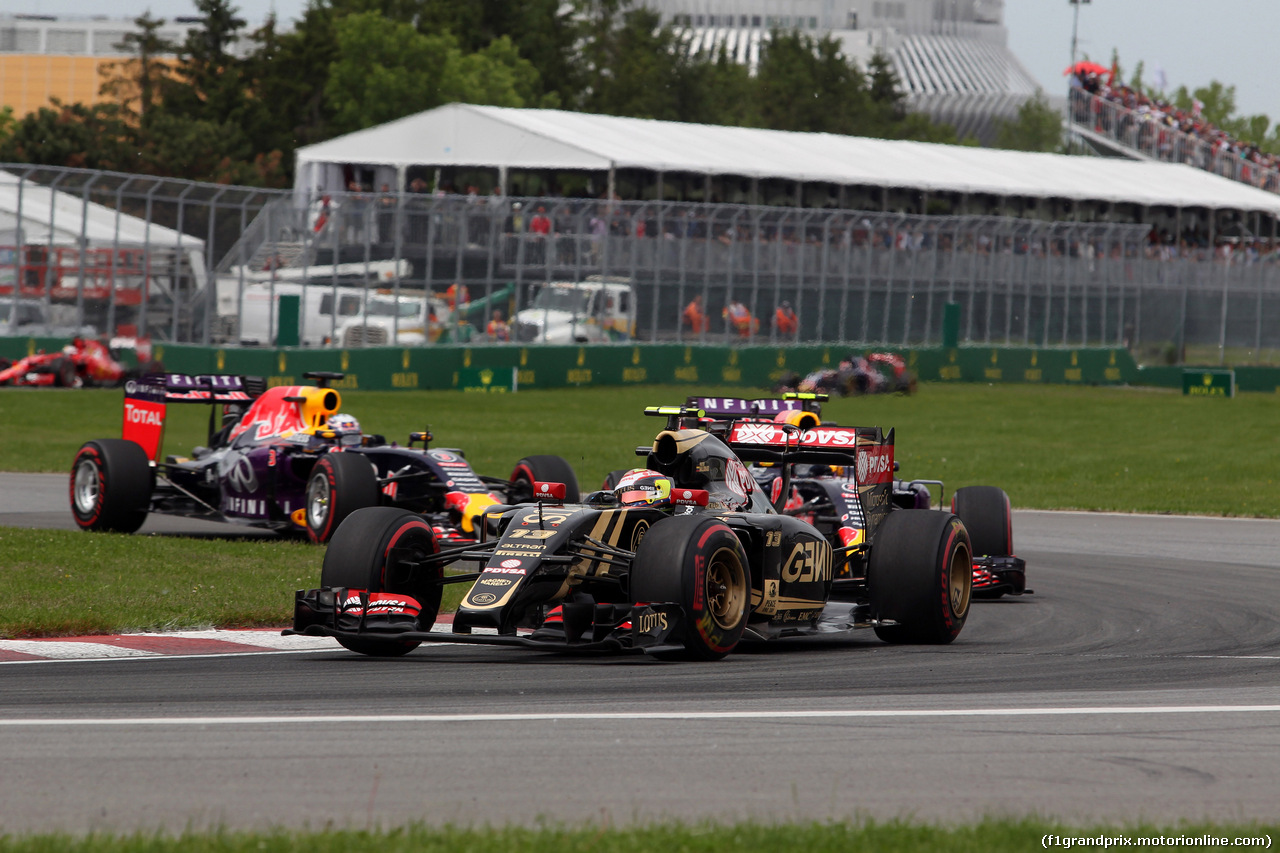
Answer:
(4, 164, 1280, 363)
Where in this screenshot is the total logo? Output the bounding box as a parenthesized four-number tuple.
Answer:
(124, 403, 164, 426)
(431, 451, 458, 463)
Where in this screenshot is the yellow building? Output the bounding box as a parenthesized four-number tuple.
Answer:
(0, 15, 204, 116)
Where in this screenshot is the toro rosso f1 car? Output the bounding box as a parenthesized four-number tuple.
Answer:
(286, 403, 975, 660)
(682, 395, 1028, 599)
(70, 371, 578, 542)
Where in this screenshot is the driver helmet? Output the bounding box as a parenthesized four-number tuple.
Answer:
(327, 413, 361, 434)
(613, 468, 674, 508)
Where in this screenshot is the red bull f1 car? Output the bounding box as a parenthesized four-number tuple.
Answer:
(69, 371, 578, 543)
(683, 395, 1028, 599)
(286, 403, 976, 660)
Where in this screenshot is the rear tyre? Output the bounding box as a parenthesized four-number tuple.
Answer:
(631, 515, 750, 661)
(69, 439, 152, 533)
(306, 453, 380, 543)
(509, 455, 580, 504)
(601, 468, 631, 491)
(321, 507, 442, 657)
(869, 510, 971, 644)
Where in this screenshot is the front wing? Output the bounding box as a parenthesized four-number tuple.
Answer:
(972, 555, 1029, 597)
(286, 587, 687, 655)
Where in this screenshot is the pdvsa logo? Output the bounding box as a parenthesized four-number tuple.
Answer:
(734, 424, 777, 444)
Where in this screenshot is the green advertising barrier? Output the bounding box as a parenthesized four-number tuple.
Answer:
(97, 342, 1141, 392)
(1139, 365, 1280, 393)
(1234, 367, 1280, 393)
(1182, 369, 1235, 397)
(13, 335, 1278, 392)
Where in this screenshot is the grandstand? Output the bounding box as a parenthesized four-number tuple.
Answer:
(642, 0, 1044, 143)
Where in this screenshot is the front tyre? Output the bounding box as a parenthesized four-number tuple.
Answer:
(69, 439, 152, 533)
(509, 455, 580, 504)
(869, 510, 972, 644)
(952, 485, 1014, 600)
(321, 507, 443, 657)
(631, 515, 750, 661)
(306, 453, 380, 543)
(951, 486, 1012, 558)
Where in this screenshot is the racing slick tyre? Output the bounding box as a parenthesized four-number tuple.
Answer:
(321, 507, 443, 657)
(601, 468, 631, 491)
(868, 509, 971, 644)
(509, 455, 580, 504)
(952, 485, 1013, 599)
(70, 439, 152, 533)
(951, 486, 1012, 557)
(305, 452, 380, 543)
(53, 357, 77, 388)
(631, 515, 750, 661)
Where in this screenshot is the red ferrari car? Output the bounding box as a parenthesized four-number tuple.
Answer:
(0, 338, 149, 388)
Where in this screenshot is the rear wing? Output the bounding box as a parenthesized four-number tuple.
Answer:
(725, 421, 895, 543)
(686, 393, 825, 419)
(123, 373, 259, 462)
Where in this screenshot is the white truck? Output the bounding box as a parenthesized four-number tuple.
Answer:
(333, 292, 451, 347)
(213, 260, 411, 346)
(512, 277, 635, 344)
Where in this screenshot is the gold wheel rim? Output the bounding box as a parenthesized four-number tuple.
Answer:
(705, 547, 747, 630)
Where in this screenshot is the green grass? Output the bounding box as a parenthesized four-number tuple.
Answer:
(0, 527, 474, 639)
(0, 528, 320, 638)
(4, 382, 1275, 516)
(0, 819, 1274, 851)
(2, 381, 1277, 638)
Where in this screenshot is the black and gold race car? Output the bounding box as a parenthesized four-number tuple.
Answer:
(287, 403, 975, 661)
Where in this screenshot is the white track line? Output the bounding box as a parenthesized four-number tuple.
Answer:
(3, 705, 1280, 727)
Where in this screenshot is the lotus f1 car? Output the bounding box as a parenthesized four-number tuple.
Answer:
(287, 403, 976, 660)
(681, 395, 1028, 599)
(70, 371, 578, 542)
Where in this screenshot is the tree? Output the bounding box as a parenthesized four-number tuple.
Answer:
(161, 0, 249, 125)
(0, 101, 139, 172)
(98, 12, 179, 126)
(323, 12, 537, 136)
(994, 90, 1064, 153)
(574, 4, 701, 120)
(414, 0, 577, 107)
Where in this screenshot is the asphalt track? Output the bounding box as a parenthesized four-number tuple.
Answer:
(2, 473, 1279, 834)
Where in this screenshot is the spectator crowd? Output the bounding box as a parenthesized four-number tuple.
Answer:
(1071, 70, 1280, 193)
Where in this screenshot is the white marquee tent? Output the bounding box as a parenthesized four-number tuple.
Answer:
(0, 170, 204, 250)
(294, 103, 1280, 217)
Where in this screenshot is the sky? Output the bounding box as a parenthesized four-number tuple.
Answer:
(1004, 0, 1280, 122)
(16, 0, 1280, 124)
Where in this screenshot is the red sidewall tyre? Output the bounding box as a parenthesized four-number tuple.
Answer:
(69, 439, 151, 533)
(869, 509, 972, 644)
(631, 514, 750, 660)
(306, 452, 380, 543)
(321, 507, 442, 657)
(509, 455, 580, 504)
